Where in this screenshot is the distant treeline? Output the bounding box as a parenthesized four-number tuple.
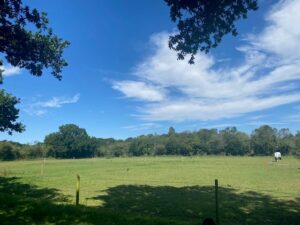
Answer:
(1, 124, 300, 160)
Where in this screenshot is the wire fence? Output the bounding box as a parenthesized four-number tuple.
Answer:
(53, 176, 298, 201)
(1, 167, 298, 199)
(1, 170, 299, 225)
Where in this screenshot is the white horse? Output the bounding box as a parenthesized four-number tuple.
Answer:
(274, 152, 282, 162)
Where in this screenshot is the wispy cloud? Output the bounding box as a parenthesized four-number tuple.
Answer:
(287, 103, 300, 122)
(112, 0, 300, 122)
(205, 121, 287, 130)
(1, 64, 21, 77)
(122, 123, 161, 131)
(286, 112, 300, 122)
(40, 94, 80, 108)
(113, 81, 166, 101)
(23, 94, 80, 116)
(250, 115, 269, 121)
(243, 121, 287, 126)
(250, 0, 300, 61)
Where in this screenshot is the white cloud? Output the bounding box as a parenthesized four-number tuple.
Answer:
(122, 123, 161, 131)
(41, 94, 80, 108)
(33, 109, 48, 116)
(140, 94, 300, 121)
(244, 121, 287, 126)
(113, 81, 166, 101)
(112, 0, 300, 122)
(250, 114, 269, 121)
(251, 0, 300, 60)
(23, 94, 80, 116)
(0, 65, 21, 77)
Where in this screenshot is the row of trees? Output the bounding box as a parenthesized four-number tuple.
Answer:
(1, 124, 300, 160)
(0, 141, 46, 161)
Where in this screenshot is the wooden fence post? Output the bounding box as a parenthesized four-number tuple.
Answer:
(76, 174, 80, 205)
(215, 179, 219, 225)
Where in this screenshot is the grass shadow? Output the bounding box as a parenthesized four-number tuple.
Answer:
(0, 176, 299, 224)
(0, 176, 184, 225)
(92, 184, 300, 225)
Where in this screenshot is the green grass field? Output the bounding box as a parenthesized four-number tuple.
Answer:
(0, 156, 299, 225)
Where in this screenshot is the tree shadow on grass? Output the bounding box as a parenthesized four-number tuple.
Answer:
(0, 176, 71, 225)
(92, 184, 300, 225)
(0, 177, 299, 225)
(0, 176, 183, 225)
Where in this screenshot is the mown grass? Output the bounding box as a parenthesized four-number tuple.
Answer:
(0, 156, 299, 225)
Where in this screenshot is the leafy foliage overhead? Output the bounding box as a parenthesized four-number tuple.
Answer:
(0, 0, 69, 135)
(0, 0, 70, 79)
(165, 0, 258, 63)
(0, 90, 24, 134)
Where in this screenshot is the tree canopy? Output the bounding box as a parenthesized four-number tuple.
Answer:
(165, 0, 258, 63)
(251, 125, 277, 155)
(0, 0, 69, 80)
(44, 124, 97, 158)
(0, 90, 24, 134)
(0, 0, 69, 134)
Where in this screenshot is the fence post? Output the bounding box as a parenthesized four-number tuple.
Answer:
(76, 174, 80, 205)
(215, 179, 219, 225)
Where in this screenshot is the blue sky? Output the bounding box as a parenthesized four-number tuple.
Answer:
(1, 0, 300, 143)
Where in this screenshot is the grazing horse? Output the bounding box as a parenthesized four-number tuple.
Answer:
(274, 152, 282, 162)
